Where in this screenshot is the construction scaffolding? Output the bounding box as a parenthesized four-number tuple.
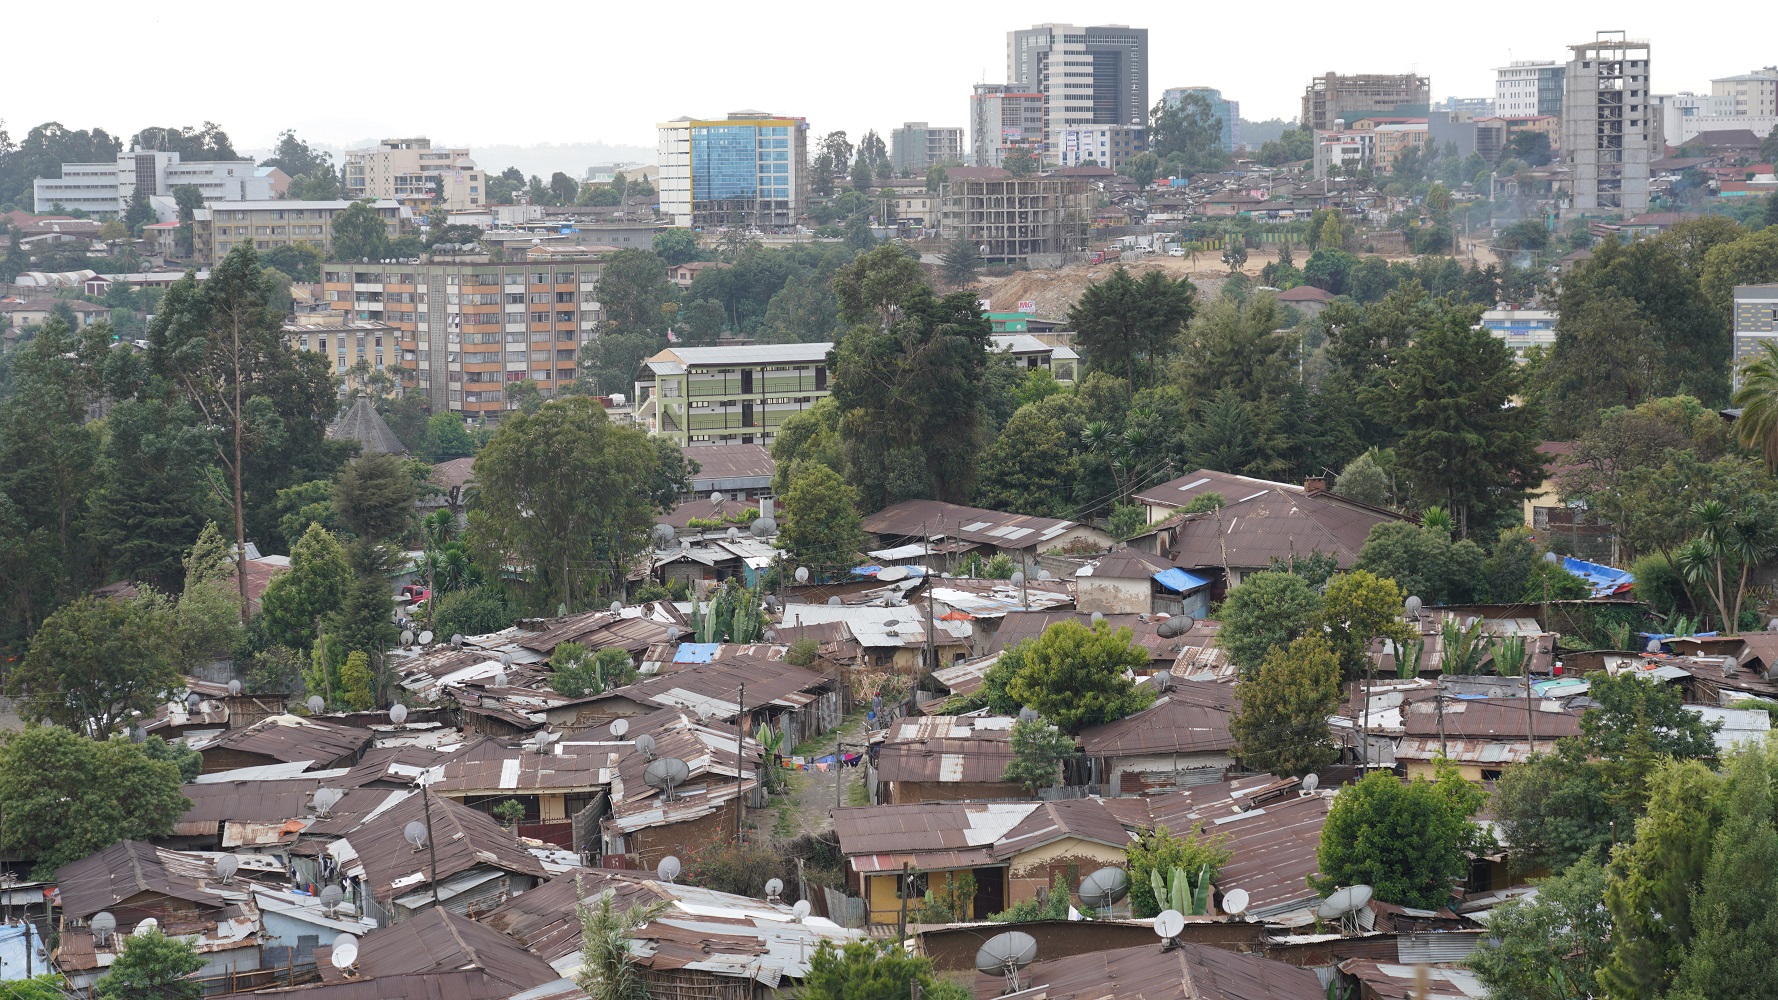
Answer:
(938, 176, 1091, 265)
(1561, 32, 1655, 214)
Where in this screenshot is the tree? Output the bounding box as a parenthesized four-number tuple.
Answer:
(1003, 148, 1040, 177)
(122, 188, 156, 236)
(1216, 572, 1324, 673)
(1068, 266, 1197, 386)
(331, 451, 415, 544)
(1004, 620, 1153, 733)
(678, 298, 726, 346)
(0, 727, 189, 878)
(172, 184, 203, 257)
(1492, 744, 1635, 876)
(1109, 504, 1148, 541)
(798, 940, 958, 1000)
(264, 242, 323, 283)
(1467, 856, 1611, 1000)
(652, 227, 699, 266)
(1731, 340, 1778, 468)
(1311, 765, 1486, 910)
(1229, 635, 1343, 778)
(1318, 570, 1413, 680)
(1581, 671, 1720, 763)
(975, 406, 1077, 518)
(87, 396, 219, 593)
(1119, 151, 1161, 188)
(926, 165, 948, 192)
(329, 201, 389, 262)
(1002, 717, 1076, 794)
(939, 235, 981, 287)
(257, 523, 351, 653)
(1355, 522, 1485, 607)
(1149, 93, 1227, 174)
(550, 644, 636, 698)
(777, 464, 865, 580)
(1669, 747, 1778, 1000)
(337, 650, 375, 710)
(132, 122, 237, 160)
(1220, 241, 1248, 271)
(1124, 825, 1232, 918)
(597, 248, 675, 338)
(420, 412, 476, 462)
(10, 591, 180, 736)
(1332, 451, 1391, 508)
(473, 397, 661, 612)
(849, 157, 873, 193)
(2, 976, 71, 1000)
(576, 885, 668, 1000)
(431, 586, 511, 637)
(328, 571, 398, 689)
(95, 927, 204, 1000)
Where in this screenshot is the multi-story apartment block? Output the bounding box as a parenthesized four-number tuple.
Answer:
(656, 111, 809, 230)
(1734, 284, 1778, 383)
(1479, 308, 1557, 359)
(1562, 33, 1659, 214)
(969, 84, 1047, 166)
(194, 200, 405, 265)
(343, 138, 487, 211)
(938, 169, 1091, 264)
(283, 320, 402, 383)
(890, 123, 966, 173)
(1437, 96, 1497, 120)
(1474, 115, 1560, 163)
(1007, 24, 1148, 162)
(33, 148, 273, 215)
(1712, 68, 1778, 118)
(1053, 126, 1147, 169)
(1161, 87, 1240, 152)
(322, 250, 609, 418)
(1312, 127, 1376, 178)
(633, 343, 833, 448)
(1494, 61, 1567, 118)
(1301, 72, 1432, 132)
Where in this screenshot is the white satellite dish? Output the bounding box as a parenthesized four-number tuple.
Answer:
(492, 670, 508, 687)
(389, 703, 409, 726)
(213, 855, 239, 883)
(90, 912, 116, 945)
(532, 730, 551, 754)
(609, 718, 630, 738)
(418, 630, 434, 645)
(404, 820, 428, 849)
(500, 652, 514, 668)
(1301, 773, 1320, 792)
(1223, 888, 1249, 916)
(657, 856, 682, 883)
(764, 878, 784, 901)
(331, 939, 359, 971)
(450, 634, 464, 647)
(307, 695, 325, 714)
(635, 733, 657, 759)
(313, 787, 344, 817)
(792, 899, 811, 922)
(227, 679, 242, 696)
(795, 567, 810, 584)
(133, 917, 159, 937)
(1154, 909, 1186, 941)
(332, 932, 355, 952)
(400, 630, 415, 646)
(611, 600, 623, 614)
(319, 884, 344, 914)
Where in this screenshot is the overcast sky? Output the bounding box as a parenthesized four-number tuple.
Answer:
(11, 1, 1772, 158)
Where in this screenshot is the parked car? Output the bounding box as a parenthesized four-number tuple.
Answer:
(400, 584, 431, 604)
(1168, 247, 1186, 256)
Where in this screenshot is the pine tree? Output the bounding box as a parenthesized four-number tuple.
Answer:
(338, 651, 375, 710)
(939, 236, 982, 287)
(975, 407, 1076, 518)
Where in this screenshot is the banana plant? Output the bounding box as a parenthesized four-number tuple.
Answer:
(1147, 864, 1214, 916)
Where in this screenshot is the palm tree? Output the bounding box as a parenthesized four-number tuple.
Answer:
(577, 886, 667, 1000)
(1732, 340, 1778, 469)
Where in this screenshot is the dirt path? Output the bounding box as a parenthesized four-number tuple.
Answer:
(767, 710, 874, 841)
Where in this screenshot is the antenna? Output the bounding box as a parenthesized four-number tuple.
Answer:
(90, 912, 116, 947)
(1154, 908, 1186, 947)
(1078, 866, 1129, 918)
(313, 787, 344, 817)
(764, 877, 784, 902)
(974, 931, 1038, 994)
(657, 855, 682, 882)
(1316, 885, 1373, 936)
(389, 703, 408, 727)
(1301, 773, 1320, 793)
(307, 695, 325, 714)
(331, 938, 359, 974)
(610, 718, 630, 738)
(635, 733, 658, 759)
(1223, 888, 1249, 916)
(320, 884, 345, 915)
(404, 820, 428, 851)
(418, 630, 434, 645)
(792, 899, 811, 922)
(214, 855, 239, 883)
(644, 757, 692, 801)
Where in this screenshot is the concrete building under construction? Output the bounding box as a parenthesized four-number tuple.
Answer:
(937, 168, 1090, 266)
(1561, 33, 1658, 214)
(1301, 72, 1431, 131)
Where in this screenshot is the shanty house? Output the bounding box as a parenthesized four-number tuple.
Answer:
(872, 716, 1022, 803)
(196, 715, 374, 775)
(1075, 685, 1237, 794)
(862, 499, 1111, 564)
(1074, 549, 1212, 618)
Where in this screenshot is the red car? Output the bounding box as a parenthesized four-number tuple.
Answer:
(400, 585, 431, 604)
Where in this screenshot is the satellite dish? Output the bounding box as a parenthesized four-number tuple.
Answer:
(500, 652, 514, 668)
(332, 932, 354, 952)
(1646, 638, 1663, 654)
(728, 527, 739, 540)
(644, 756, 692, 799)
(792, 899, 811, 922)
(1404, 595, 1422, 618)
(307, 695, 325, 714)
(1723, 654, 1739, 677)
(450, 634, 464, 647)
(610, 718, 630, 738)
(1223, 888, 1250, 915)
(795, 567, 810, 584)
(635, 733, 658, 759)
(389, 703, 409, 726)
(654, 523, 677, 549)
(1011, 572, 1026, 587)
(764, 877, 784, 900)
(750, 516, 776, 536)
(319, 884, 345, 913)
(532, 730, 551, 753)
(90, 912, 116, 945)
(313, 787, 344, 816)
(657, 855, 682, 882)
(214, 855, 239, 882)
(1543, 551, 1561, 565)
(1152, 668, 1172, 692)
(878, 566, 908, 582)
(493, 670, 508, 687)
(418, 630, 434, 645)
(1017, 707, 1039, 723)
(133, 917, 159, 937)
(1302, 773, 1320, 792)
(883, 619, 902, 628)
(1317, 884, 1374, 922)
(228, 679, 242, 696)
(974, 931, 1038, 992)
(1768, 618, 1778, 632)
(186, 692, 202, 711)
(710, 492, 725, 504)
(667, 626, 681, 642)
(1078, 866, 1129, 913)
(129, 726, 147, 743)
(404, 820, 428, 849)
(1154, 909, 1186, 941)
(1156, 616, 1190, 639)
(827, 596, 842, 606)
(611, 601, 624, 615)
(400, 630, 415, 646)
(331, 939, 359, 971)
(1037, 570, 1053, 582)
(1091, 611, 1104, 625)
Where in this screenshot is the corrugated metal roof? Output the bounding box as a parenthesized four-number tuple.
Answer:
(989, 940, 1325, 1000)
(1077, 691, 1235, 756)
(862, 499, 1097, 550)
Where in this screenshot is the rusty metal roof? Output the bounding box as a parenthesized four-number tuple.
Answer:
(1134, 469, 1303, 510)
(256, 970, 519, 1000)
(1077, 692, 1234, 756)
(429, 740, 615, 796)
(178, 777, 319, 825)
(1401, 697, 1582, 740)
(314, 907, 556, 995)
(991, 799, 1135, 858)
(1143, 778, 1332, 919)
(834, 802, 1040, 858)
(1337, 958, 1487, 1000)
(332, 793, 545, 899)
(203, 715, 373, 767)
(876, 738, 1017, 785)
(983, 939, 1326, 1000)
(1166, 489, 1405, 571)
(583, 656, 830, 719)
(862, 499, 1091, 550)
(55, 841, 227, 919)
(514, 610, 674, 656)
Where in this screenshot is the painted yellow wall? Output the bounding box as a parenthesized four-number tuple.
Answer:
(1006, 837, 1127, 905)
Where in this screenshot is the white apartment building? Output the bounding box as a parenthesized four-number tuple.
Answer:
(1712, 68, 1778, 118)
(343, 138, 486, 211)
(1007, 23, 1148, 163)
(1053, 126, 1147, 169)
(33, 149, 272, 215)
(1494, 61, 1567, 118)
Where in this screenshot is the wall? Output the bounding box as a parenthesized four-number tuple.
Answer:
(1106, 752, 1235, 795)
(886, 780, 1026, 804)
(1076, 576, 1152, 615)
(623, 798, 741, 867)
(1006, 837, 1126, 906)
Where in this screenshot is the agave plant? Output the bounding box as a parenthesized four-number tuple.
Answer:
(1439, 617, 1492, 676)
(754, 723, 786, 793)
(1493, 635, 1528, 677)
(1396, 637, 1426, 679)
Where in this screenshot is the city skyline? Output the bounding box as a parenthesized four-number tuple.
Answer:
(9, 1, 1776, 158)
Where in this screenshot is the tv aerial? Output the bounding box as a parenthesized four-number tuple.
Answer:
(764, 877, 784, 902)
(657, 855, 682, 883)
(1153, 908, 1186, 948)
(320, 884, 345, 916)
(1223, 888, 1249, 917)
(975, 930, 1038, 995)
(644, 756, 691, 801)
(213, 855, 239, 884)
(90, 912, 116, 947)
(635, 733, 658, 760)
(1077, 866, 1129, 918)
(1316, 884, 1373, 936)
(609, 718, 630, 739)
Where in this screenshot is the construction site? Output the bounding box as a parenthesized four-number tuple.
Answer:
(937, 174, 1093, 267)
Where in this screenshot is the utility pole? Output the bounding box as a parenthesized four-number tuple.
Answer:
(1436, 690, 1447, 758)
(420, 783, 441, 909)
(735, 683, 746, 843)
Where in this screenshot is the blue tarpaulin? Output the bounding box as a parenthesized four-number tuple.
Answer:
(1561, 556, 1634, 598)
(673, 643, 721, 663)
(1153, 568, 1214, 593)
(851, 565, 884, 576)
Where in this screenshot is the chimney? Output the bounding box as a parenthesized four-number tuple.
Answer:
(1304, 476, 1327, 496)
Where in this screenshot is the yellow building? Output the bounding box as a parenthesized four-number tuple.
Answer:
(344, 137, 487, 211)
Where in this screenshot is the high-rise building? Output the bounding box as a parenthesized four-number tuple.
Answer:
(1711, 68, 1778, 117)
(1301, 72, 1431, 132)
(890, 123, 965, 173)
(1007, 24, 1148, 161)
(1494, 61, 1567, 118)
(343, 138, 487, 211)
(655, 111, 809, 230)
(32, 148, 274, 215)
(1161, 87, 1240, 152)
(969, 84, 1046, 166)
(1561, 33, 1658, 214)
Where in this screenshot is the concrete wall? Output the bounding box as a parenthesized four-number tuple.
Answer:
(1076, 576, 1152, 615)
(1006, 837, 1126, 907)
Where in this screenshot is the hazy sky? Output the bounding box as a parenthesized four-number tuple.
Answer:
(10, 1, 1772, 159)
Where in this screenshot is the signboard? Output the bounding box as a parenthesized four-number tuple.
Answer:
(1017, 300, 1037, 314)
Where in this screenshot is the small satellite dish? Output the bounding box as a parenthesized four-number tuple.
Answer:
(1037, 570, 1053, 582)
(307, 695, 325, 714)
(532, 730, 551, 754)
(1017, 707, 1039, 723)
(1404, 595, 1422, 618)
(1318, 884, 1374, 921)
(711, 492, 725, 504)
(763, 628, 778, 642)
(654, 523, 677, 549)
(792, 899, 811, 922)
(883, 619, 902, 628)
(332, 932, 354, 952)
(90, 912, 116, 945)
(877, 566, 909, 582)
(186, 692, 202, 711)
(401, 630, 415, 646)
(492, 670, 508, 688)
(331, 939, 359, 971)
(975, 931, 1038, 991)
(133, 917, 159, 937)
(1011, 571, 1026, 587)
(450, 634, 464, 647)
(1723, 654, 1739, 677)
(319, 884, 345, 913)
(1151, 668, 1173, 692)
(1646, 638, 1663, 654)
(827, 596, 842, 606)
(227, 679, 242, 696)
(129, 725, 147, 743)
(214, 855, 239, 882)
(610, 718, 630, 738)
(313, 787, 344, 816)
(500, 652, 514, 668)
(1091, 611, 1104, 625)
(1078, 866, 1129, 912)
(795, 567, 810, 584)
(389, 703, 409, 726)
(644, 756, 692, 799)
(1302, 773, 1320, 792)
(1223, 888, 1250, 915)
(611, 600, 623, 614)
(1768, 618, 1778, 632)
(635, 733, 657, 759)
(1154, 909, 1186, 941)
(1543, 550, 1561, 565)
(657, 855, 682, 882)
(764, 877, 785, 900)
(667, 626, 681, 642)
(404, 820, 428, 849)
(418, 630, 434, 645)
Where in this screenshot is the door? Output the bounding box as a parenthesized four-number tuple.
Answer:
(741, 368, 754, 394)
(972, 866, 1007, 919)
(742, 401, 755, 428)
